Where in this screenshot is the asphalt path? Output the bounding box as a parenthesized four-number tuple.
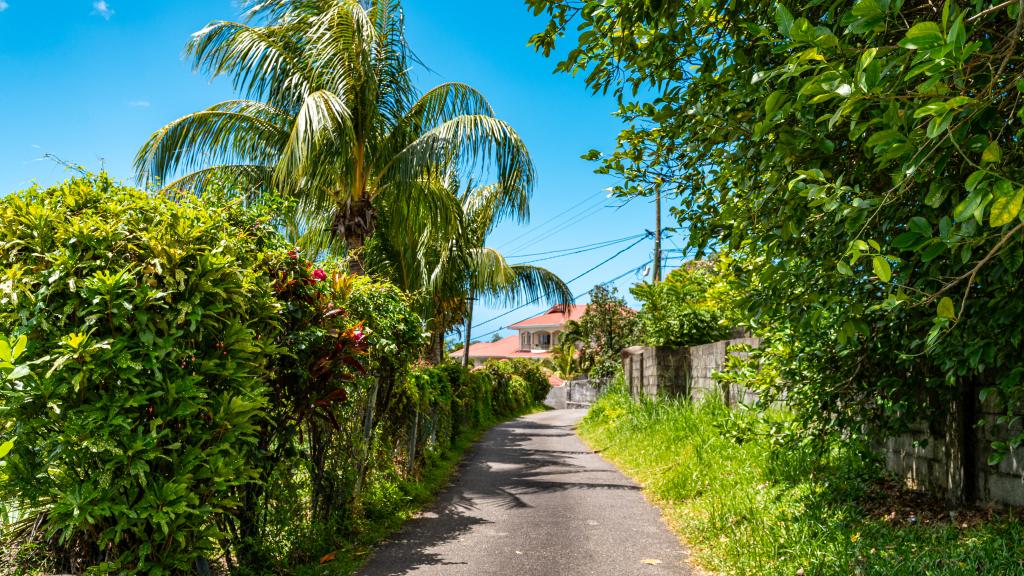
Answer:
(358, 409, 692, 575)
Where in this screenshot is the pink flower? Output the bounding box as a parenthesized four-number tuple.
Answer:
(352, 328, 365, 343)
(287, 250, 299, 260)
(312, 269, 328, 282)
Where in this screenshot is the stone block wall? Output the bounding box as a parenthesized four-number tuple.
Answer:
(875, 392, 1023, 507)
(688, 338, 761, 405)
(622, 338, 760, 405)
(621, 346, 691, 398)
(565, 378, 611, 408)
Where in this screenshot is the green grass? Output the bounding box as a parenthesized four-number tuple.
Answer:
(578, 388, 1024, 576)
(291, 404, 547, 576)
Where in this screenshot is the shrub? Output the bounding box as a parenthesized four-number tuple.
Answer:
(504, 359, 550, 404)
(0, 175, 281, 573)
(631, 262, 733, 348)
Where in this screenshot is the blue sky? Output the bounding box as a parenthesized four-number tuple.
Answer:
(0, 1, 677, 340)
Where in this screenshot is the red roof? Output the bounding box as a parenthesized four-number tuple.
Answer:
(507, 304, 588, 330)
(450, 334, 551, 360)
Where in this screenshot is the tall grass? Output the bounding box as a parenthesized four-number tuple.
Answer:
(579, 387, 1024, 575)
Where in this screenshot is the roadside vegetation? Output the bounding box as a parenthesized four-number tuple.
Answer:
(0, 175, 553, 575)
(581, 385, 1024, 576)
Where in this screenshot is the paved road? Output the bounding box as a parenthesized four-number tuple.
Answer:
(358, 409, 692, 575)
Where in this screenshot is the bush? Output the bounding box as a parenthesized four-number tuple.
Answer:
(504, 359, 550, 404)
(631, 262, 732, 348)
(0, 176, 545, 575)
(0, 175, 281, 573)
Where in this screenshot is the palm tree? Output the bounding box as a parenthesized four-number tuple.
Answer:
(369, 179, 573, 363)
(135, 0, 533, 272)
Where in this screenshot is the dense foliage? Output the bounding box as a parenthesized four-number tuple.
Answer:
(529, 0, 1024, 452)
(0, 176, 282, 573)
(0, 176, 546, 575)
(631, 261, 733, 347)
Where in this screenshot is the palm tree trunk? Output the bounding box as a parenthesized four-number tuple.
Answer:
(462, 291, 474, 368)
(332, 196, 375, 274)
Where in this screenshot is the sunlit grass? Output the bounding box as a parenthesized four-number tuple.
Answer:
(578, 387, 1024, 576)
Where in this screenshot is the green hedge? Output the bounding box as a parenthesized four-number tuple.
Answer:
(0, 176, 549, 575)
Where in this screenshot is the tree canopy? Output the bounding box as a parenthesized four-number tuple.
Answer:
(529, 0, 1024, 452)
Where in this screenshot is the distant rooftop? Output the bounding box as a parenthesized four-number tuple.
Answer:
(507, 304, 587, 330)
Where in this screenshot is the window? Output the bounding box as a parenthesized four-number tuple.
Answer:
(537, 332, 551, 347)
(520, 332, 530, 351)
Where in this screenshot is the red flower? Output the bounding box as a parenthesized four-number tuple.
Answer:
(288, 250, 298, 260)
(312, 269, 328, 281)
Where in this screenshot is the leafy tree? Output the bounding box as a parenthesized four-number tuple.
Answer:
(631, 261, 732, 347)
(574, 285, 638, 377)
(528, 0, 1024, 453)
(136, 0, 532, 272)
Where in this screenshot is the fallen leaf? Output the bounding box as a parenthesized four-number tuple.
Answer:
(320, 551, 337, 564)
(642, 559, 663, 565)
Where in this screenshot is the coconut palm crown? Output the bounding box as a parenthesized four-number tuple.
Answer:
(135, 0, 534, 272)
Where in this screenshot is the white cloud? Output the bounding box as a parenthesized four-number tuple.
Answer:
(92, 1, 113, 20)
(128, 100, 151, 108)
(0, 2, 10, 12)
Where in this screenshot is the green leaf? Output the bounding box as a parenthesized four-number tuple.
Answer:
(0, 439, 13, 459)
(925, 182, 948, 208)
(893, 231, 920, 249)
(776, 3, 795, 35)
(872, 256, 892, 282)
(909, 216, 932, 237)
(900, 22, 945, 50)
(837, 260, 853, 275)
(989, 180, 1024, 227)
(12, 335, 27, 361)
(937, 296, 956, 319)
(965, 170, 988, 192)
(921, 241, 946, 262)
(954, 189, 985, 222)
(913, 101, 947, 118)
(981, 141, 1002, 164)
(765, 90, 787, 117)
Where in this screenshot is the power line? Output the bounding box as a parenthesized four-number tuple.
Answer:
(471, 232, 652, 333)
(509, 233, 648, 265)
(495, 192, 609, 253)
(495, 193, 604, 250)
(507, 233, 645, 259)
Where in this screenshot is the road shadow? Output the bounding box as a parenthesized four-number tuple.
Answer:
(357, 414, 641, 575)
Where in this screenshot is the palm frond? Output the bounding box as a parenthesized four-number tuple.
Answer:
(274, 89, 354, 195)
(186, 20, 312, 108)
(468, 248, 573, 308)
(160, 164, 275, 198)
(384, 115, 535, 217)
(462, 183, 530, 241)
(134, 100, 290, 186)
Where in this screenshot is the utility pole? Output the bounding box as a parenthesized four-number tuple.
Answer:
(462, 290, 474, 368)
(652, 186, 662, 284)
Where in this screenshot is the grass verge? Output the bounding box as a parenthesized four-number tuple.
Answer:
(293, 404, 546, 575)
(578, 387, 1024, 576)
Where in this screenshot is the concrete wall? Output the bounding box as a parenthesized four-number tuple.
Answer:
(565, 378, 611, 408)
(621, 338, 760, 405)
(883, 393, 1024, 507)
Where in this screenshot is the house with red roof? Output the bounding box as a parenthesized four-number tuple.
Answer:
(451, 304, 587, 366)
